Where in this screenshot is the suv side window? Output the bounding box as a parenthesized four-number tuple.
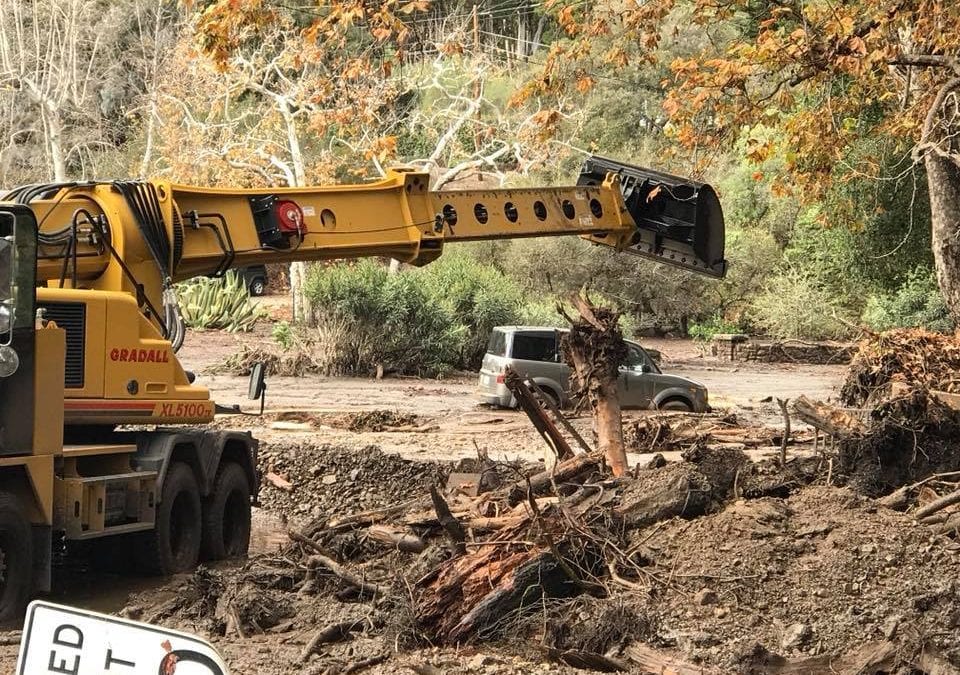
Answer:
(511, 333, 557, 362)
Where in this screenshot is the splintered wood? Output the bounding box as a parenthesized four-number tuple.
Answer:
(792, 395, 866, 438)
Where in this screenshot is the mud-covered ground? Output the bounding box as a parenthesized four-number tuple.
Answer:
(0, 322, 878, 674)
(180, 325, 843, 466)
(6, 441, 951, 675)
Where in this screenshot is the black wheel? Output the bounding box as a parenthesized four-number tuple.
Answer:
(659, 398, 693, 412)
(140, 462, 202, 575)
(0, 493, 32, 623)
(201, 463, 252, 560)
(536, 386, 561, 410)
(249, 278, 266, 296)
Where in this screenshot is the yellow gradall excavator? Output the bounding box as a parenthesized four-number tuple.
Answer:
(0, 156, 725, 619)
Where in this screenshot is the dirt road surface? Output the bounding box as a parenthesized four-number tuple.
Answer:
(180, 330, 843, 465)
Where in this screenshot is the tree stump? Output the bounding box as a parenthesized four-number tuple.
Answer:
(560, 293, 629, 476)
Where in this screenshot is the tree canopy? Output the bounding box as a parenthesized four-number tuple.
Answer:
(0, 0, 952, 338)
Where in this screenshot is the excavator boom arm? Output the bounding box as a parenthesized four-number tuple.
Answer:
(15, 156, 724, 337)
(0, 155, 724, 427)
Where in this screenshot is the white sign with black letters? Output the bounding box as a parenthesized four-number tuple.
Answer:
(17, 601, 228, 675)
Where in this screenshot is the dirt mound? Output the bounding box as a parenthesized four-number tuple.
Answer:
(837, 388, 960, 495)
(258, 441, 449, 520)
(127, 474, 960, 674)
(341, 410, 418, 432)
(631, 486, 960, 670)
(840, 329, 960, 406)
(792, 330, 960, 496)
(272, 409, 420, 432)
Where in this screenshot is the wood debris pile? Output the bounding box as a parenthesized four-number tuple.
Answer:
(624, 412, 816, 454)
(289, 449, 731, 645)
(839, 328, 960, 406)
(796, 329, 960, 504)
(220, 442, 810, 671)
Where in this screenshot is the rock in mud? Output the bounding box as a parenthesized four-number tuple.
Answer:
(781, 623, 812, 650)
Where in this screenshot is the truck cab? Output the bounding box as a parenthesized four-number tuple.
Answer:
(0, 206, 259, 622)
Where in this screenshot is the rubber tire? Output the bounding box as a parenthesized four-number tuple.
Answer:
(201, 463, 252, 561)
(536, 386, 561, 410)
(141, 462, 202, 575)
(249, 278, 266, 296)
(659, 398, 693, 412)
(0, 493, 32, 623)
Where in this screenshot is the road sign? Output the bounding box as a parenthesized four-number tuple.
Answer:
(16, 601, 228, 675)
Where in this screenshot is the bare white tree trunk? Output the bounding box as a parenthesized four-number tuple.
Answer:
(45, 104, 66, 181)
(138, 0, 166, 178)
(0, 0, 103, 182)
(276, 97, 313, 324)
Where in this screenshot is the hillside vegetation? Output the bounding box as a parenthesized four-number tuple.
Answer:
(1, 0, 954, 347)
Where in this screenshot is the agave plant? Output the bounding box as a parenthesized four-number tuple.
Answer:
(176, 271, 267, 332)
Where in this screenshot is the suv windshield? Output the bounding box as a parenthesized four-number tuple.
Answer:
(486, 329, 508, 357)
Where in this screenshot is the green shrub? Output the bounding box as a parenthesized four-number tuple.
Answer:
(688, 313, 744, 342)
(272, 321, 293, 350)
(518, 299, 567, 327)
(304, 260, 462, 376)
(862, 267, 954, 332)
(749, 267, 854, 340)
(417, 252, 523, 368)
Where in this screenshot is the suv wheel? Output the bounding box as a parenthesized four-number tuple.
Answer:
(249, 278, 266, 296)
(659, 398, 693, 412)
(535, 386, 561, 410)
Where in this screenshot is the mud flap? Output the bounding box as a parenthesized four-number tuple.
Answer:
(578, 156, 727, 278)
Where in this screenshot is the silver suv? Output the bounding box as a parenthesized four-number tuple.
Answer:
(477, 326, 708, 412)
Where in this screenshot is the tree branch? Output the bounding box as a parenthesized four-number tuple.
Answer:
(891, 54, 960, 75)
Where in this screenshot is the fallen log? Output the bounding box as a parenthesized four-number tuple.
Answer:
(624, 643, 717, 674)
(326, 499, 427, 531)
(503, 451, 603, 506)
(792, 396, 866, 438)
(366, 525, 427, 553)
(299, 619, 367, 663)
(743, 640, 898, 674)
(914, 486, 960, 520)
(460, 515, 527, 531)
(342, 654, 389, 674)
(544, 648, 629, 672)
(504, 368, 576, 462)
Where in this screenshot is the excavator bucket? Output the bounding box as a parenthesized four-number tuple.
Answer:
(577, 156, 727, 278)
